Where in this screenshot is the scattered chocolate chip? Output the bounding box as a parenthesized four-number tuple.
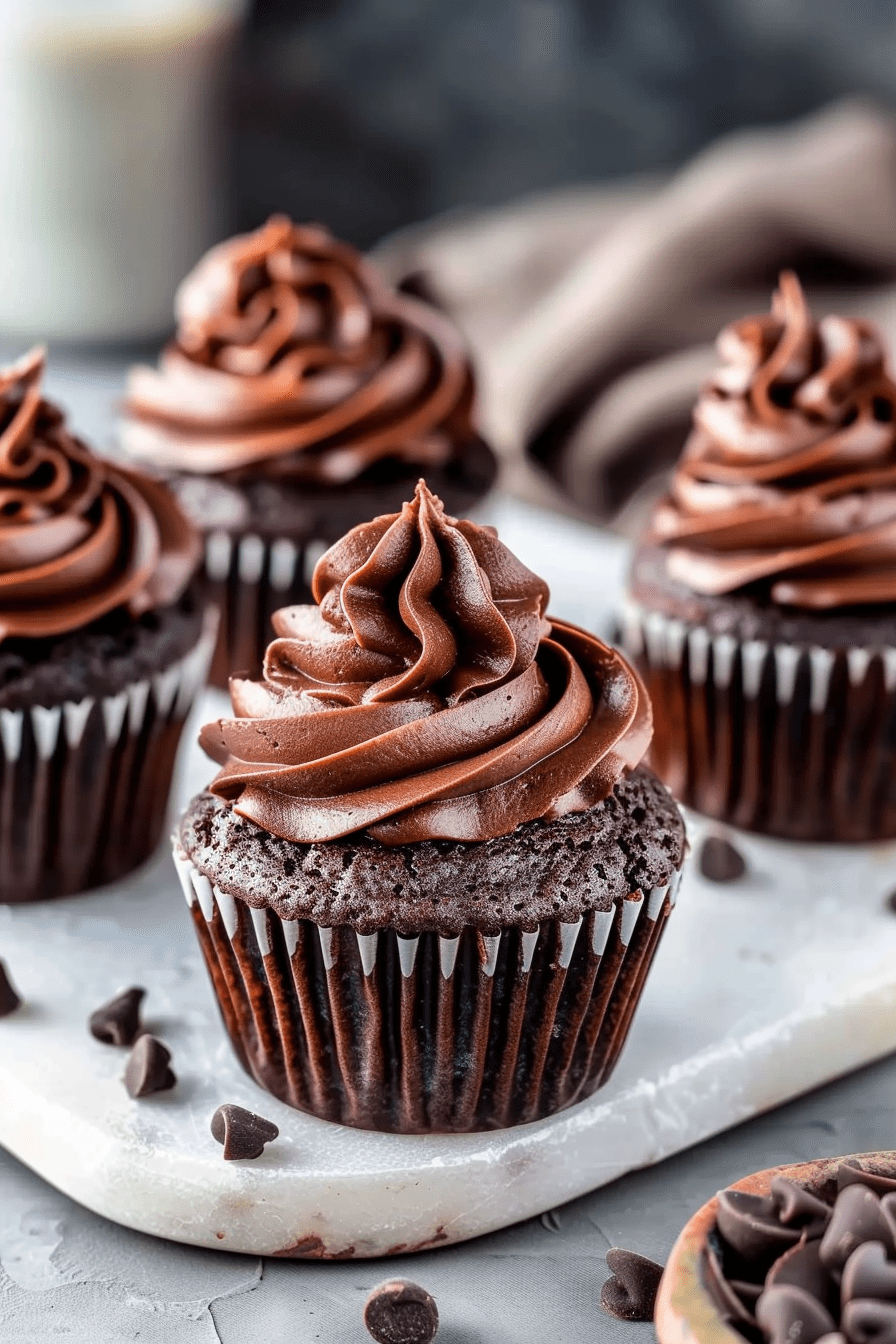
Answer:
(842, 1298, 896, 1344)
(364, 1279, 439, 1344)
(210, 1104, 279, 1160)
(124, 1036, 176, 1098)
(0, 961, 21, 1017)
(89, 987, 145, 1046)
(842, 1241, 896, 1304)
(885, 891, 896, 916)
(756, 1283, 837, 1344)
(699, 835, 747, 883)
(820, 1186, 895, 1273)
(600, 1248, 664, 1322)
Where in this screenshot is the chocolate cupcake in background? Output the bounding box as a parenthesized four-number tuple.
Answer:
(623, 272, 896, 843)
(121, 216, 497, 687)
(174, 480, 685, 1134)
(655, 1151, 896, 1344)
(0, 349, 210, 903)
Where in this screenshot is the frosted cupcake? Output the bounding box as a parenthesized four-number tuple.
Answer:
(0, 349, 209, 902)
(624, 273, 896, 841)
(122, 216, 496, 685)
(174, 481, 685, 1133)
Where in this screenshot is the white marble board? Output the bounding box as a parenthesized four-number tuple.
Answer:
(1, 497, 896, 1259)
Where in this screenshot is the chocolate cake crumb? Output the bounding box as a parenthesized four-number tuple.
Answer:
(89, 987, 145, 1046)
(211, 1104, 279, 1160)
(0, 961, 21, 1017)
(364, 1280, 439, 1344)
(178, 766, 685, 937)
(600, 1248, 664, 1322)
(124, 1036, 176, 1098)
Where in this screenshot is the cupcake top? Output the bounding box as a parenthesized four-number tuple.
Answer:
(122, 216, 481, 487)
(200, 480, 651, 845)
(652, 272, 896, 609)
(0, 348, 198, 641)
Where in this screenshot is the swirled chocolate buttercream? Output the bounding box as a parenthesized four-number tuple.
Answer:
(0, 348, 198, 641)
(122, 217, 480, 486)
(653, 272, 896, 608)
(200, 482, 651, 844)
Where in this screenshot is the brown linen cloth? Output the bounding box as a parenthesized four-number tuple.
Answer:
(373, 100, 896, 533)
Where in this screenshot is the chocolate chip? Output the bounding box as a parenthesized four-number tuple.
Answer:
(210, 1104, 279, 1160)
(767, 1239, 832, 1304)
(840, 1162, 896, 1198)
(842, 1298, 896, 1344)
(820, 1187, 895, 1274)
(600, 1248, 664, 1322)
(885, 891, 896, 916)
(704, 1241, 759, 1326)
(756, 1283, 837, 1344)
(771, 1177, 833, 1233)
(0, 960, 21, 1017)
(717, 1189, 801, 1264)
(89, 987, 145, 1046)
(364, 1279, 439, 1344)
(699, 835, 747, 882)
(124, 1036, 176, 1098)
(842, 1242, 896, 1304)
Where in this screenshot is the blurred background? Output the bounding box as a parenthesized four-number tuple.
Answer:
(6, 0, 896, 528)
(235, 0, 896, 245)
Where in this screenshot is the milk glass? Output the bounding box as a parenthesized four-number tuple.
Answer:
(0, 0, 245, 343)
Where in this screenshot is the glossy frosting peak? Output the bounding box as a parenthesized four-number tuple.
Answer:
(122, 217, 479, 485)
(0, 349, 198, 641)
(201, 482, 651, 844)
(653, 272, 896, 607)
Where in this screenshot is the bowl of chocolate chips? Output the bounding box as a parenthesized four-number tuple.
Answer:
(655, 1152, 896, 1344)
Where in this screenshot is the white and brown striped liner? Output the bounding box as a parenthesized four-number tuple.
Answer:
(202, 529, 334, 686)
(621, 599, 896, 840)
(0, 610, 215, 903)
(174, 849, 681, 1133)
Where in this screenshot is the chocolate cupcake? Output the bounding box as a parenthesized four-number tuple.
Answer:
(655, 1151, 896, 1344)
(0, 349, 210, 903)
(174, 481, 685, 1133)
(623, 273, 896, 842)
(121, 216, 497, 686)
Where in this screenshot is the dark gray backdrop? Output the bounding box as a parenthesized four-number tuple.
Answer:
(234, 0, 896, 245)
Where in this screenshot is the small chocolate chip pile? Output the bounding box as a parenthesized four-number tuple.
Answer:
(364, 1280, 439, 1344)
(89, 987, 145, 1046)
(706, 1160, 896, 1343)
(601, 1248, 665, 1321)
(211, 1104, 279, 1160)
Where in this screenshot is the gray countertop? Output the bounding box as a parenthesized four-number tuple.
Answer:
(3, 1053, 895, 1341)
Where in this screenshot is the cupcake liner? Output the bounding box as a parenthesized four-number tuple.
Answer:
(202, 529, 335, 686)
(0, 610, 216, 904)
(174, 850, 681, 1133)
(621, 599, 896, 841)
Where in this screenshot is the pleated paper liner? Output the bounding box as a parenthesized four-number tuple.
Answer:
(202, 529, 335, 687)
(0, 610, 216, 904)
(621, 599, 896, 842)
(174, 850, 681, 1134)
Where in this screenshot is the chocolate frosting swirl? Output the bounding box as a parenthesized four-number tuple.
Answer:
(0, 349, 199, 641)
(200, 481, 651, 844)
(653, 272, 896, 608)
(122, 217, 481, 486)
